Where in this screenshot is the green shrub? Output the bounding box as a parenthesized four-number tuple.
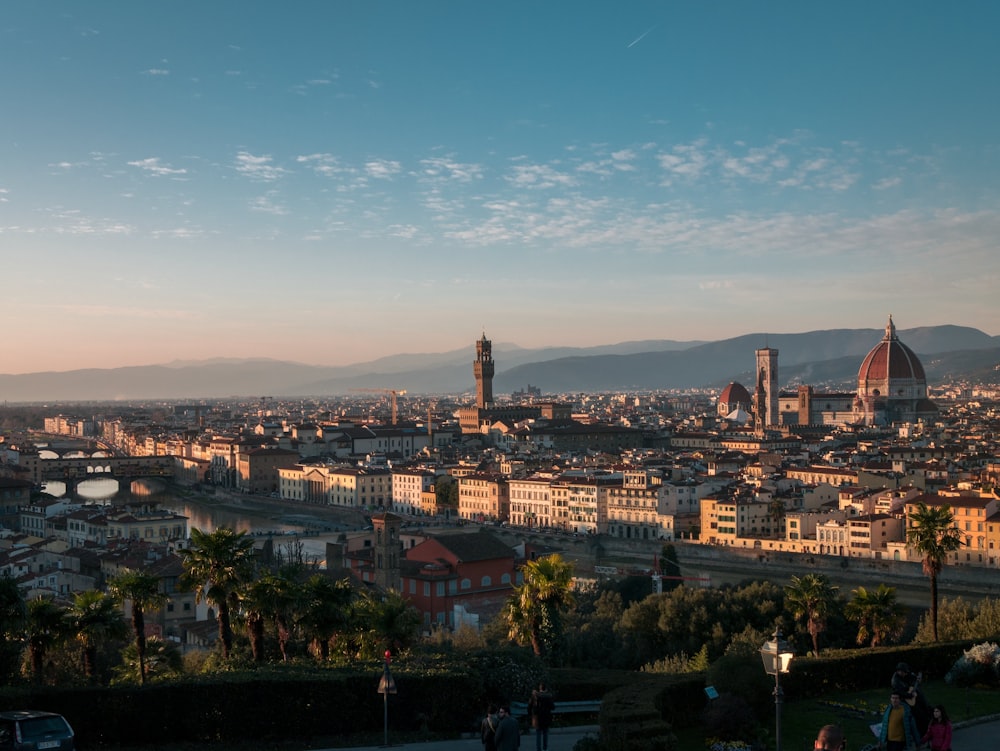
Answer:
(945, 641, 1000, 687)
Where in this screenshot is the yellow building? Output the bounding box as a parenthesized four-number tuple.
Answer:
(458, 473, 509, 523)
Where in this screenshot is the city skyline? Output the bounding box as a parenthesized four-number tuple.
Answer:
(2, 2, 999, 375)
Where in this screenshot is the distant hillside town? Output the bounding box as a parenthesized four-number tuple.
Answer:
(0, 320, 999, 643)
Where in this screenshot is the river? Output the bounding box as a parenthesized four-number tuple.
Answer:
(42, 477, 365, 565)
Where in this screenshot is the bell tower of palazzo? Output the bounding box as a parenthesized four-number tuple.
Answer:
(474, 332, 494, 408)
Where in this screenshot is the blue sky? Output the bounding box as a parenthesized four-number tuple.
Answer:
(2, 2, 998, 374)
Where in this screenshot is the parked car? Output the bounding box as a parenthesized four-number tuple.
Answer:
(0, 711, 75, 751)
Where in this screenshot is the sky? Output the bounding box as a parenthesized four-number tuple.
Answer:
(2, 2, 999, 375)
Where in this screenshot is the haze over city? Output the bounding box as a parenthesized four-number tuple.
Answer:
(2, 2, 998, 376)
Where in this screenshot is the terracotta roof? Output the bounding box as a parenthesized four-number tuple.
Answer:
(422, 530, 516, 563)
(858, 316, 927, 383)
(719, 382, 752, 405)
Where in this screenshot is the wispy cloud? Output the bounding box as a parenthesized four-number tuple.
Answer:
(235, 152, 287, 181)
(127, 157, 187, 176)
(143, 68, 169, 76)
(151, 227, 207, 240)
(507, 162, 577, 189)
(873, 177, 902, 190)
(250, 193, 289, 215)
(419, 156, 483, 182)
(658, 140, 710, 181)
(296, 153, 355, 177)
(365, 159, 401, 179)
(44, 209, 135, 236)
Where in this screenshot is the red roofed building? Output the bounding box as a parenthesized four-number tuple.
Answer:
(402, 530, 521, 629)
(344, 526, 521, 630)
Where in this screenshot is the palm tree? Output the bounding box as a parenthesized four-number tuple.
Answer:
(107, 568, 169, 684)
(845, 584, 906, 647)
(68, 590, 128, 680)
(907, 502, 964, 642)
(114, 635, 183, 684)
(26, 597, 69, 685)
(767, 498, 786, 537)
(784, 572, 839, 656)
(504, 553, 576, 660)
(179, 527, 256, 659)
(354, 589, 422, 660)
(297, 575, 355, 661)
(240, 569, 301, 662)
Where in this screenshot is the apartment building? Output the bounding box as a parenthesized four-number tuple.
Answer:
(327, 466, 392, 509)
(846, 513, 904, 558)
(508, 476, 553, 529)
(236, 447, 300, 494)
(606, 470, 662, 540)
(457, 473, 509, 523)
(699, 496, 775, 545)
(391, 468, 436, 515)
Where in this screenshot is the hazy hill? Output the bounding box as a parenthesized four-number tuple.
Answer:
(1, 326, 997, 402)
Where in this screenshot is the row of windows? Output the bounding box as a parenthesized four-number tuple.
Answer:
(404, 573, 515, 597)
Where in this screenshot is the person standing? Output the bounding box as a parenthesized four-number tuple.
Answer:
(890, 662, 929, 733)
(481, 703, 499, 751)
(921, 705, 952, 751)
(494, 705, 520, 751)
(528, 682, 555, 751)
(878, 692, 920, 751)
(813, 724, 846, 750)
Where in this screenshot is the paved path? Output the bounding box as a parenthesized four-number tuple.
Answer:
(313, 725, 599, 751)
(316, 715, 1000, 751)
(951, 713, 1000, 748)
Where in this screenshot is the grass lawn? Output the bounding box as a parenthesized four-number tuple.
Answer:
(675, 679, 997, 750)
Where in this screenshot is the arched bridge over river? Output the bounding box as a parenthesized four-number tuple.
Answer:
(40, 455, 175, 491)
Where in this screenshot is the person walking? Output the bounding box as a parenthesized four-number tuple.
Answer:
(921, 705, 952, 751)
(527, 682, 555, 751)
(878, 692, 920, 751)
(494, 705, 520, 751)
(480, 704, 499, 751)
(813, 724, 846, 750)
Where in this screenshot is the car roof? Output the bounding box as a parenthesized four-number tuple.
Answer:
(0, 711, 63, 721)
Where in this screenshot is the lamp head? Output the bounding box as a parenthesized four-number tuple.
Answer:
(760, 628, 794, 675)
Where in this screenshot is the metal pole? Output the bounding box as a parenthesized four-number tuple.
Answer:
(774, 668, 783, 751)
(383, 677, 389, 748)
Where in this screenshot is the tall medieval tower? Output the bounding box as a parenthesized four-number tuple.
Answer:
(474, 332, 494, 408)
(372, 512, 402, 592)
(753, 346, 779, 433)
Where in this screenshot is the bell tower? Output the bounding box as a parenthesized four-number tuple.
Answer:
(754, 345, 779, 433)
(372, 512, 402, 592)
(474, 332, 494, 408)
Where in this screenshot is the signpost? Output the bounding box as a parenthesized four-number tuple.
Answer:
(377, 649, 397, 747)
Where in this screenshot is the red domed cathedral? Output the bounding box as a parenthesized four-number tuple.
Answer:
(718, 316, 938, 429)
(853, 315, 938, 426)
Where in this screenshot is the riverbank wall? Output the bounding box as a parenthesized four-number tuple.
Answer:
(498, 529, 1000, 605)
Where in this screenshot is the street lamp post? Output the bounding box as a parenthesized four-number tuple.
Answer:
(760, 628, 794, 751)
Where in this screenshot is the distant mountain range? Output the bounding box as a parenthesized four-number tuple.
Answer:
(2, 326, 998, 402)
